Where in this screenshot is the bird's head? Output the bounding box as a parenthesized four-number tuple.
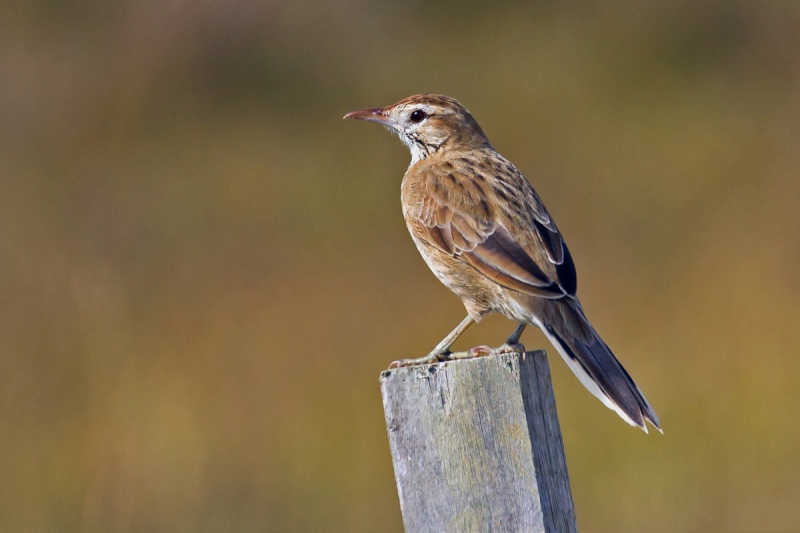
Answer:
(344, 94, 491, 165)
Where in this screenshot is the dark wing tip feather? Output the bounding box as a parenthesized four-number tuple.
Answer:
(557, 242, 577, 297)
(534, 219, 564, 264)
(533, 219, 577, 297)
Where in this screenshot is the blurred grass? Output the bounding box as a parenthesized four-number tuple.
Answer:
(1, 0, 799, 531)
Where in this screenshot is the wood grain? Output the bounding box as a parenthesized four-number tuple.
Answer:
(380, 351, 577, 533)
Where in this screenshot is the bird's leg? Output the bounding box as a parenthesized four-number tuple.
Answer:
(389, 315, 475, 368)
(447, 322, 527, 360)
(506, 323, 526, 344)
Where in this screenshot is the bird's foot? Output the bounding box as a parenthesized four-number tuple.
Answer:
(388, 351, 448, 369)
(446, 342, 526, 360)
(388, 343, 525, 369)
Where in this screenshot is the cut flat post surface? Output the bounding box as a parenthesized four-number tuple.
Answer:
(380, 351, 577, 533)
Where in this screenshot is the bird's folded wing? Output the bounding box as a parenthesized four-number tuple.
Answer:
(413, 171, 576, 299)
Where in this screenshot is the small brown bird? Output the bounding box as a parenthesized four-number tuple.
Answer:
(345, 94, 660, 432)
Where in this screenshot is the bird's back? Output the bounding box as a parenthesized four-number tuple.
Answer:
(401, 148, 565, 318)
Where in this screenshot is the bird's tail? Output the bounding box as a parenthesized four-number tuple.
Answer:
(536, 303, 661, 433)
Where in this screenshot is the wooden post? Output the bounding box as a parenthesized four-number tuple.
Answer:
(380, 351, 577, 533)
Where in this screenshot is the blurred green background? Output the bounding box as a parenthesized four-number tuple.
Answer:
(2, 0, 799, 531)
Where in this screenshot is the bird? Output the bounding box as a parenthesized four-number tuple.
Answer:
(344, 94, 660, 433)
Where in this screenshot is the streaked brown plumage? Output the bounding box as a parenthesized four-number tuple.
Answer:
(345, 94, 660, 432)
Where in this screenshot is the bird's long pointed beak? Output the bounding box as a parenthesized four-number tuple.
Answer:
(343, 107, 396, 127)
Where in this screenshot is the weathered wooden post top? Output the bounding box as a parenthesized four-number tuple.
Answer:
(380, 350, 577, 533)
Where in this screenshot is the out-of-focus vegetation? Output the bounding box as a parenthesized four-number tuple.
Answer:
(1, 0, 799, 531)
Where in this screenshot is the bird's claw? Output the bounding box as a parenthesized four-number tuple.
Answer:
(388, 351, 449, 369)
(440, 343, 526, 361)
(498, 342, 526, 355)
(388, 343, 525, 369)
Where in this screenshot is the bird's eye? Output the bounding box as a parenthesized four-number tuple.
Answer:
(409, 110, 427, 123)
